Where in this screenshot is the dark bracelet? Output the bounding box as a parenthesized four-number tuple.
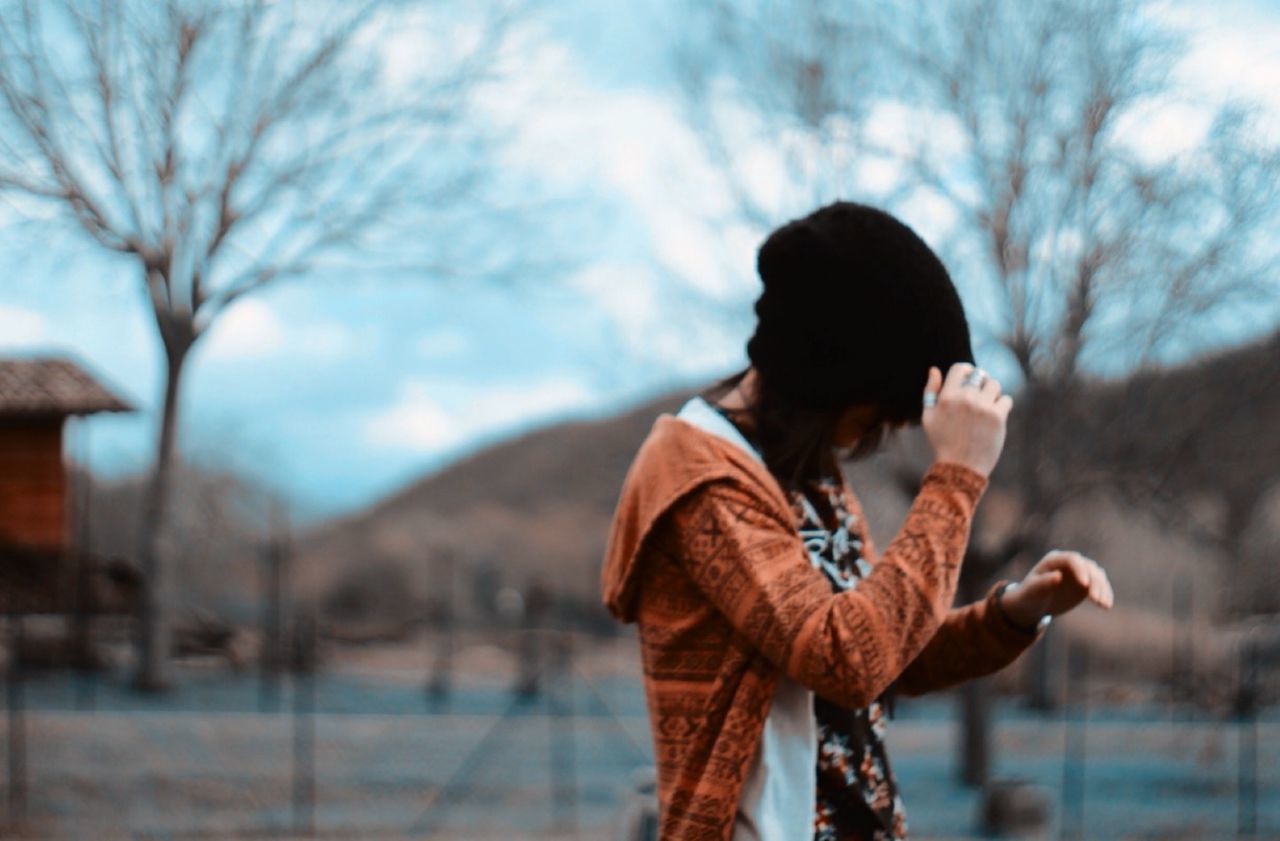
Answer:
(993, 581, 1049, 635)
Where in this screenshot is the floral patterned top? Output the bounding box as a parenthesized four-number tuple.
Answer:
(791, 475, 908, 841)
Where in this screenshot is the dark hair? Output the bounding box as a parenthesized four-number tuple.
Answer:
(706, 201, 974, 494)
(698, 368, 892, 495)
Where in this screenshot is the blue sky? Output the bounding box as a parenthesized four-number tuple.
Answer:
(2, 0, 1278, 521)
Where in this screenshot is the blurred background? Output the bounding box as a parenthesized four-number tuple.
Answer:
(0, 0, 1277, 838)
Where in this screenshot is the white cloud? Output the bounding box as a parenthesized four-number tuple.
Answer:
(415, 329, 470, 359)
(368, 6, 488, 92)
(0, 190, 64, 229)
(1114, 100, 1215, 164)
(569, 262, 658, 343)
(1153, 0, 1280, 139)
(468, 376, 593, 427)
(896, 189, 960, 246)
(452, 20, 793, 385)
(856, 156, 903, 195)
(433, 23, 764, 374)
(364, 374, 595, 454)
(202, 298, 285, 360)
(0, 305, 48, 348)
(471, 24, 757, 304)
(363, 381, 461, 451)
(202, 300, 363, 362)
(865, 100, 969, 161)
(296, 322, 354, 358)
(648, 216, 732, 299)
(568, 260, 746, 379)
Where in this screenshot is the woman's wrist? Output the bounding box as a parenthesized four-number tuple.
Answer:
(994, 580, 1050, 635)
(922, 460, 988, 501)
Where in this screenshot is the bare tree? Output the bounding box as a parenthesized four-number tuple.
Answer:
(1079, 328, 1280, 615)
(675, 0, 1280, 786)
(0, 0, 526, 690)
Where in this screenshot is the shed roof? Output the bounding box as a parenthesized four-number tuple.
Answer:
(0, 357, 134, 416)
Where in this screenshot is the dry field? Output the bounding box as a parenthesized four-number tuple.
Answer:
(1, 635, 1276, 840)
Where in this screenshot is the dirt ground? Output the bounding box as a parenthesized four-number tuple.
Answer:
(1, 636, 1276, 840)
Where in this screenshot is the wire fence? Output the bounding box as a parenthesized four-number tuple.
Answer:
(3, 614, 1278, 840)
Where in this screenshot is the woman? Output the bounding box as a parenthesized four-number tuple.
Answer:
(601, 202, 1115, 841)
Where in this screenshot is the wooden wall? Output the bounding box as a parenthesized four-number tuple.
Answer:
(0, 417, 66, 552)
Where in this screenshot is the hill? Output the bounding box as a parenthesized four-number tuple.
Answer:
(295, 329, 1280, 636)
(293, 387, 700, 629)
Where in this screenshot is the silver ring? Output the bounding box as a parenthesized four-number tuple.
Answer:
(962, 369, 987, 389)
(922, 391, 937, 408)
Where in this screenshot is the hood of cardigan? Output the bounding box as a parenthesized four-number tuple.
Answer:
(601, 408, 794, 624)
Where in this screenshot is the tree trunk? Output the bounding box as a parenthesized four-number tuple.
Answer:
(1024, 631, 1056, 711)
(132, 343, 189, 692)
(955, 570, 992, 786)
(1014, 386, 1059, 713)
(959, 677, 992, 786)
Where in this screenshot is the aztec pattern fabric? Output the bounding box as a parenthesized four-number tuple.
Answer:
(600, 414, 1043, 841)
(794, 475, 907, 840)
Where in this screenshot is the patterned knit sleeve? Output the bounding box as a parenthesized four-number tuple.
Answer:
(840, 477, 1043, 698)
(663, 461, 987, 710)
(891, 579, 1044, 697)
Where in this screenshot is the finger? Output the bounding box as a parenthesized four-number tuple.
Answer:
(1019, 568, 1062, 598)
(979, 374, 1002, 401)
(923, 366, 942, 402)
(1091, 563, 1113, 608)
(941, 362, 975, 398)
(1032, 568, 1063, 588)
(996, 394, 1014, 417)
(1085, 563, 1110, 608)
(1046, 550, 1091, 589)
(1070, 553, 1093, 590)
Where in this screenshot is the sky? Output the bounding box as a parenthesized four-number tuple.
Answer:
(1, 0, 1278, 522)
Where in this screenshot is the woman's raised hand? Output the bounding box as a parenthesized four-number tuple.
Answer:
(1003, 550, 1115, 625)
(921, 362, 1013, 478)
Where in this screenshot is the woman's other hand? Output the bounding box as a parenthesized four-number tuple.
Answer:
(922, 362, 1013, 478)
(1003, 550, 1115, 626)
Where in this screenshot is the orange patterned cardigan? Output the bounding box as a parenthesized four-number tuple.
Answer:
(601, 412, 1042, 840)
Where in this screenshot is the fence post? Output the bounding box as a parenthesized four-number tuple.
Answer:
(1235, 635, 1258, 839)
(549, 629, 577, 832)
(260, 506, 288, 713)
(6, 610, 27, 833)
(1025, 620, 1057, 712)
(960, 676, 992, 787)
(425, 550, 455, 711)
(71, 422, 97, 712)
(1060, 639, 1087, 840)
(292, 611, 316, 837)
(1172, 576, 1192, 720)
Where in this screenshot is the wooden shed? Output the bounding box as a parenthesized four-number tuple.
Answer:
(0, 357, 132, 613)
